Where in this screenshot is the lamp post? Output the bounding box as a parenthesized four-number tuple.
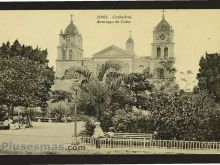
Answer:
(72, 84, 79, 145)
(74, 89, 78, 137)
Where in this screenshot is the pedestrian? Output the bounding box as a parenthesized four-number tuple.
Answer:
(92, 122, 104, 149)
(107, 127, 116, 138)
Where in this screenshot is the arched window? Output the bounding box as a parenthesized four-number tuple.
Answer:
(164, 47, 168, 58)
(69, 50, 73, 60)
(66, 37, 70, 46)
(157, 47, 161, 58)
(62, 50, 66, 60)
(138, 65, 144, 73)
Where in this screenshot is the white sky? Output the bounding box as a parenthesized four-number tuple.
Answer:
(0, 9, 220, 90)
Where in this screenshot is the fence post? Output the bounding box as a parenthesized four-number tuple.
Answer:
(143, 138, 146, 148)
(91, 138, 93, 147)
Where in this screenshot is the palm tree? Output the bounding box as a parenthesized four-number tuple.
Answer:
(159, 60, 176, 74)
(71, 60, 121, 121)
(153, 60, 177, 91)
(51, 90, 73, 103)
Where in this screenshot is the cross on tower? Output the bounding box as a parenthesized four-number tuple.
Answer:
(161, 9, 166, 19)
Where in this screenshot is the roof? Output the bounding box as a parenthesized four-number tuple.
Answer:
(64, 19, 79, 35)
(126, 37, 134, 44)
(92, 45, 134, 58)
(155, 17, 171, 31)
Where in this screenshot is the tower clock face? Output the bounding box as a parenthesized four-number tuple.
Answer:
(160, 34, 165, 40)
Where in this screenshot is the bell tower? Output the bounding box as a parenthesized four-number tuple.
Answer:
(152, 10, 174, 59)
(56, 15, 83, 78)
(151, 10, 175, 79)
(126, 30, 134, 53)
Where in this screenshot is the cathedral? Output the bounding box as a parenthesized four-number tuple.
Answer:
(54, 13, 175, 91)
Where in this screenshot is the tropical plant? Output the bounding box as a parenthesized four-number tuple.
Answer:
(153, 59, 177, 92)
(50, 90, 73, 103)
(70, 60, 121, 121)
(197, 52, 220, 102)
(112, 109, 150, 133)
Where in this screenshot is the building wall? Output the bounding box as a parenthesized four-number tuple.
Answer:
(55, 60, 84, 78)
(133, 58, 151, 73)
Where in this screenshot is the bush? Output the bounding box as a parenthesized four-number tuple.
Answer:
(79, 116, 96, 137)
(146, 90, 216, 141)
(112, 109, 150, 133)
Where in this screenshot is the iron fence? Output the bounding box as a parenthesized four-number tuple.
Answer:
(0, 134, 220, 151)
(80, 137, 220, 150)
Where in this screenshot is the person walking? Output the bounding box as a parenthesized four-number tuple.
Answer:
(92, 122, 104, 149)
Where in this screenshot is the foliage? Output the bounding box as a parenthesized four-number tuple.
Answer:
(73, 60, 122, 121)
(122, 73, 154, 95)
(73, 60, 155, 136)
(197, 52, 220, 102)
(1, 57, 47, 114)
(154, 60, 176, 79)
(50, 90, 73, 103)
(159, 60, 176, 74)
(98, 110, 114, 132)
(0, 40, 54, 116)
(153, 59, 177, 92)
(79, 116, 96, 137)
(0, 40, 49, 64)
(78, 79, 111, 120)
(97, 60, 121, 81)
(112, 109, 150, 133)
(48, 101, 71, 115)
(209, 103, 220, 140)
(146, 90, 215, 141)
(73, 57, 218, 141)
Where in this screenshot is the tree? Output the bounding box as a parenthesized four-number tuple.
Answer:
(122, 73, 153, 95)
(77, 79, 111, 121)
(112, 109, 149, 133)
(146, 90, 215, 141)
(48, 100, 71, 119)
(51, 90, 73, 103)
(154, 59, 177, 91)
(0, 40, 54, 116)
(69, 60, 121, 121)
(118, 73, 154, 109)
(197, 52, 220, 102)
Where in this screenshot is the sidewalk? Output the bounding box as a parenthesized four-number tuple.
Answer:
(78, 145, 220, 154)
(1, 145, 220, 155)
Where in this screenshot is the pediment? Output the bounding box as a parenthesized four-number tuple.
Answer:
(92, 45, 133, 58)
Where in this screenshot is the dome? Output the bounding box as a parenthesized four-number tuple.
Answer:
(64, 19, 79, 35)
(126, 37, 134, 44)
(126, 34, 134, 52)
(155, 18, 171, 31)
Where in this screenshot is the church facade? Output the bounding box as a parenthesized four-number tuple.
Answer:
(54, 13, 175, 91)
